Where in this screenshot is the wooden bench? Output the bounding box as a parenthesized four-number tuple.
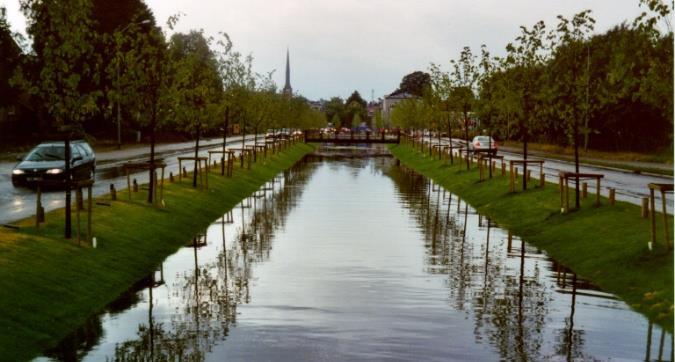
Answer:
(509, 159, 545, 192)
(648, 183, 673, 250)
(559, 172, 603, 212)
(177, 156, 208, 189)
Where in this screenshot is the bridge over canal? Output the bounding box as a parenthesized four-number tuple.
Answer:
(304, 129, 400, 144)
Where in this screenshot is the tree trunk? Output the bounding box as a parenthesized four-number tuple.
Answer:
(64, 133, 71, 239)
(221, 107, 229, 176)
(240, 122, 246, 168)
(148, 106, 156, 204)
(464, 110, 470, 170)
(193, 123, 201, 188)
(448, 119, 454, 165)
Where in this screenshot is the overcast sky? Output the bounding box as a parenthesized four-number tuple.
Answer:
(4, 1, 646, 101)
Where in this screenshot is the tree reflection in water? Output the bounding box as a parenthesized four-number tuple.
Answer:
(112, 164, 315, 360)
(387, 164, 626, 361)
(46, 163, 315, 361)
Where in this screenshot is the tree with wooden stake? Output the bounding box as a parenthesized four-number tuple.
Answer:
(112, 16, 172, 203)
(168, 30, 223, 188)
(429, 63, 455, 164)
(449, 47, 480, 171)
(505, 20, 548, 190)
(551, 10, 595, 209)
(215, 32, 256, 173)
(15, 0, 101, 239)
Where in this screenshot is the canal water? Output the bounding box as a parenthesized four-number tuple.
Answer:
(39, 146, 673, 361)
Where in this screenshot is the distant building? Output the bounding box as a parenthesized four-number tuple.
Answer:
(382, 91, 415, 123)
(307, 99, 326, 112)
(282, 49, 292, 99)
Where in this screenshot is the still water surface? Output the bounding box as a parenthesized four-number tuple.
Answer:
(40, 148, 673, 361)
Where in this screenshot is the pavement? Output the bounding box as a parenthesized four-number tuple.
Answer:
(0, 135, 264, 225)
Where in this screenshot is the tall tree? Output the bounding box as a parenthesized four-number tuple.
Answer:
(398, 71, 431, 97)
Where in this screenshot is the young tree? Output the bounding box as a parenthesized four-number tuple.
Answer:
(17, 0, 102, 238)
(450, 46, 480, 170)
(429, 62, 455, 164)
(168, 30, 223, 187)
(551, 10, 595, 208)
(505, 20, 548, 189)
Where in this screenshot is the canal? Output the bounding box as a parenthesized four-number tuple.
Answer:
(39, 146, 673, 361)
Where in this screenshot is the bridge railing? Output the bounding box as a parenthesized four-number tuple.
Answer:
(304, 129, 400, 144)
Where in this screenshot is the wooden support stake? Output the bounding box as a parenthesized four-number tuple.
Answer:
(539, 168, 545, 188)
(650, 189, 656, 246)
(527, 170, 531, 182)
(169, 172, 174, 183)
(75, 188, 81, 245)
(126, 171, 131, 200)
(608, 188, 615, 205)
(87, 186, 92, 242)
(661, 190, 670, 249)
(76, 187, 84, 210)
(501, 161, 506, 176)
(582, 182, 588, 198)
(641, 197, 650, 218)
(110, 183, 117, 201)
(133, 178, 139, 192)
(36, 186, 43, 228)
(595, 179, 601, 207)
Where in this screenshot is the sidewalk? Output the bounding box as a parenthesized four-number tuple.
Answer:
(499, 145, 673, 176)
(96, 135, 259, 165)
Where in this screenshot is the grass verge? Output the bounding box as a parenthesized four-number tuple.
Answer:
(0, 142, 314, 361)
(390, 143, 673, 332)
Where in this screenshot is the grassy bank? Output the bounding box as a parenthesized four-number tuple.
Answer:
(0, 142, 314, 361)
(389, 143, 673, 331)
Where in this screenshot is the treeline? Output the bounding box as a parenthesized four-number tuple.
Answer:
(391, 1, 672, 153)
(0, 0, 326, 144)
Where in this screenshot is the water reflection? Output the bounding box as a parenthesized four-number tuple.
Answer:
(388, 164, 673, 361)
(43, 153, 672, 361)
(44, 164, 314, 361)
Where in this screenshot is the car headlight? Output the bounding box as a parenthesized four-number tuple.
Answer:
(46, 168, 64, 175)
(12, 169, 24, 175)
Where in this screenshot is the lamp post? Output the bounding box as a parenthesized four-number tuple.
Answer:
(115, 19, 151, 150)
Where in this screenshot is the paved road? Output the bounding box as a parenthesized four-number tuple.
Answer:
(0, 135, 265, 225)
(431, 137, 673, 213)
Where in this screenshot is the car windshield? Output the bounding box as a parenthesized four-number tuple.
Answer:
(475, 136, 491, 142)
(25, 145, 65, 161)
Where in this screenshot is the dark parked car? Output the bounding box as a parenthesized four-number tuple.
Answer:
(11, 140, 96, 187)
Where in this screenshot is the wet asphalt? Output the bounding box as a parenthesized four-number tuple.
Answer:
(0, 135, 263, 225)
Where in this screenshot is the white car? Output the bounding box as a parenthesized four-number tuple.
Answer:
(470, 135, 498, 156)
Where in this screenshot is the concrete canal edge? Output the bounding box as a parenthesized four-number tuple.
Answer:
(0, 143, 315, 361)
(388, 143, 673, 333)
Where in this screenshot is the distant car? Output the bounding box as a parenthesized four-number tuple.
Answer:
(470, 135, 498, 156)
(265, 129, 276, 140)
(11, 140, 96, 188)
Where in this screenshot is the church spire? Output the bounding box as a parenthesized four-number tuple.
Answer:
(282, 48, 292, 98)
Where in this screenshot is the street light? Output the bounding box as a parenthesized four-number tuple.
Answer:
(115, 19, 152, 150)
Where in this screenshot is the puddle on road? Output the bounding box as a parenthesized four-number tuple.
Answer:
(40, 146, 673, 361)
